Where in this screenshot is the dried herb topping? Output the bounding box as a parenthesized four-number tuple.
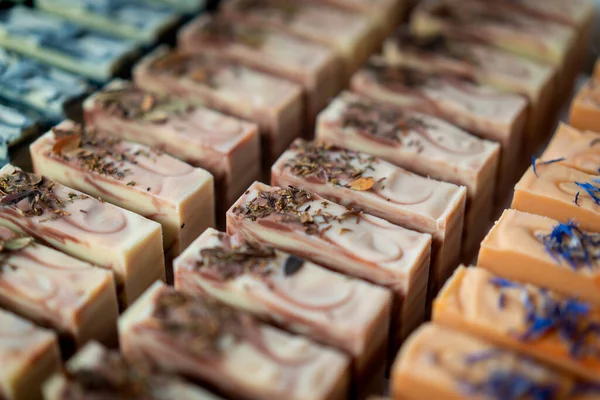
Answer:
(197, 244, 277, 280)
(149, 51, 228, 88)
(537, 221, 600, 270)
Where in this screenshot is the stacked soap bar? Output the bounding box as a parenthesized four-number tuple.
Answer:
(44, 341, 224, 400)
(119, 282, 351, 400)
(0, 226, 118, 350)
(83, 80, 260, 208)
(174, 228, 392, 397)
(0, 165, 165, 306)
(0, 6, 139, 81)
(29, 120, 215, 258)
(316, 91, 500, 261)
(271, 139, 467, 297)
(227, 182, 432, 351)
(0, 103, 40, 167)
(0, 48, 91, 121)
(0, 309, 60, 400)
(36, 0, 182, 43)
(134, 47, 304, 165)
(541, 123, 600, 175)
(569, 78, 600, 133)
(178, 14, 340, 124)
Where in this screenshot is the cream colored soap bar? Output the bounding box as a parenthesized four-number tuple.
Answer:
(0, 165, 165, 306)
(512, 163, 600, 233)
(271, 139, 466, 297)
(0, 309, 61, 400)
(479, 209, 600, 306)
(227, 182, 431, 351)
(174, 228, 391, 398)
(83, 80, 260, 208)
(119, 282, 350, 400)
(541, 124, 600, 175)
(351, 56, 528, 198)
(134, 47, 304, 165)
(434, 266, 600, 382)
(0, 227, 118, 349)
(44, 341, 224, 400)
(178, 14, 340, 125)
(392, 323, 574, 400)
(30, 120, 215, 258)
(315, 91, 500, 261)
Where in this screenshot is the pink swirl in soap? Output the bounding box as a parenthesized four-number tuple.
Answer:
(62, 201, 128, 235)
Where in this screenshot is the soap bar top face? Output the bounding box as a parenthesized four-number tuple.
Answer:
(496, 0, 594, 26)
(393, 323, 572, 400)
(541, 124, 600, 176)
(0, 48, 90, 120)
(0, 103, 38, 146)
(435, 266, 600, 381)
(44, 341, 224, 400)
(119, 282, 350, 400)
(0, 6, 138, 80)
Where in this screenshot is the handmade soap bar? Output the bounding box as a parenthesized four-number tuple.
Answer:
(383, 31, 556, 154)
(119, 282, 351, 400)
(220, 0, 377, 77)
(271, 139, 466, 296)
(569, 79, 600, 134)
(0, 6, 139, 81)
(512, 163, 600, 233)
(44, 341, 224, 400)
(0, 164, 165, 306)
(178, 14, 340, 124)
(30, 120, 215, 257)
(391, 323, 574, 400)
(351, 56, 528, 197)
(36, 0, 181, 43)
(0, 103, 39, 167)
(479, 209, 600, 306)
(0, 48, 90, 121)
(315, 91, 500, 260)
(0, 226, 118, 349)
(226, 182, 431, 349)
(134, 47, 304, 165)
(434, 266, 600, 382)
(174, 228, 391, 397)
(0, 309, 61, 400)
(83, 80, 260, 208)
(540, 123, 600, 175)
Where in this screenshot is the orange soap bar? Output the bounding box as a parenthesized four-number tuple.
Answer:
(541, 123, 600, 175)
(479, 209, 600, 306)
(434, 266, 600, 382)
(569, 79, 600, 133)
(512, 163, 600, 233)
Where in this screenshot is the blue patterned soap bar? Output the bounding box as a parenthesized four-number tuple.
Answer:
(36, 0, 181, 43)
(0, 6, 140, 81)
(0, 103, 39, 167)
(0, 49, 91, 121)
(148, 0, 206, 13)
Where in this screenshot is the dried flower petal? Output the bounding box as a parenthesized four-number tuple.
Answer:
(52, 133, 81, 155)
(348, 177, 375, 191)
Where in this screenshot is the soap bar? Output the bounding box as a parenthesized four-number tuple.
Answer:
(0, 309, 61, 400)
(512, 163, 600, 233)
(0, 103, 39, 167)
(351, 56, 528, 197)
(174, 228, 391, 397)
(540, 123, 600, 175)
(434, 266, 600, 382)
(479, 209, 600, 306)
(383, 30, 556, 156)
(0, 164, 165, 306)
(36, 0, 181, 43)
(569, 79, 600, 134)
(83, 80, 260, 208)
(226, 182, 431, 350)
(148, 0, 205, 13)
(178, 14, 340, 124)
(0, 6, 139, 81)
(119, 282, 351, 400)
(0, 226, 118, 349)
(43, 341, 224, 400)
(0, 48, 91, 121)
(315, 91, 500, 261)
(271, 139, 466, 297)
(134, 47, 304, 165)
(30, 120, 215, 258)
(391, 323, 574, 400)
(220, 0, 378, 77)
